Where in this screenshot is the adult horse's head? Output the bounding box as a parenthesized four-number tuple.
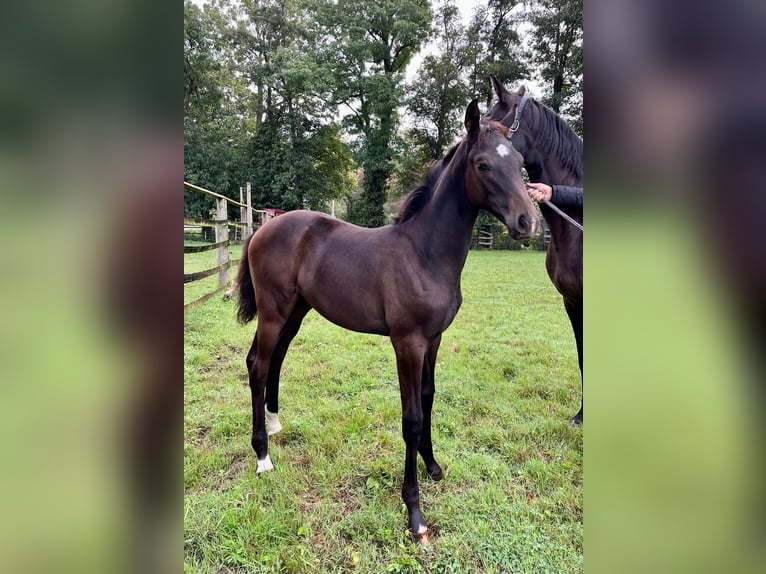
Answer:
(463, 99, 539, 239)
(484, 75, 583, 189)
(482, 77, 540, 166)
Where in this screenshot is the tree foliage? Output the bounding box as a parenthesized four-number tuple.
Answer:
(184, 0, 354, 216)
(314, 0, 432, 227)
(406, 0, 473, 160)
(525, 0, 583, 134)
(183, 0, 583, 224)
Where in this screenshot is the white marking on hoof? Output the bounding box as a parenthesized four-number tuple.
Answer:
(417, 524, 427, 535)
(256, 455, 273, 473)
(496, 143, 510, 157)
(265, 408, 282, 436)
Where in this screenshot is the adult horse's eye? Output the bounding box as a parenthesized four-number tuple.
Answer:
(477, 161, 491, 173)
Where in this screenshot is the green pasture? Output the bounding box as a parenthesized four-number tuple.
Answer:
(184, 250, 582, 573)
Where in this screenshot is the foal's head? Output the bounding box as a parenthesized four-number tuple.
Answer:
(463, 100, 539, 239)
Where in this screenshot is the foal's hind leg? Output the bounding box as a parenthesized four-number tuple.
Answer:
(264, 297, 311, 436)
(247, 320, 282, 473)
(419, 334, 443, 480)
(564, 298, 583, 425)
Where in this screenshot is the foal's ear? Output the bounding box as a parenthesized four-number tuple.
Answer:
(465, 99, 480, 137)
(490, 75, 510, 103)
(517, 84, 526, 96)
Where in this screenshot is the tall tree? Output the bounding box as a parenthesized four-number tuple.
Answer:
(466, 0, 529, 102)
(406, 0, 472, 160)
(387, 128, 433, 211)
(203, 0, 354, 213)
(317, 0, 432, 227)
(184, 0, 252, 216)
(525, 0, 583, 134)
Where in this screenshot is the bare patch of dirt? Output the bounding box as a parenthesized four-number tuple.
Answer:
(214, 455, 247, 491)
(196, 425, 211, 442)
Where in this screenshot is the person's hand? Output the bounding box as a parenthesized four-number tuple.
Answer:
(526, 182, 552, 202)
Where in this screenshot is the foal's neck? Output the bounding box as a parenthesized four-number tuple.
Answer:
(409, 154, 479, 280)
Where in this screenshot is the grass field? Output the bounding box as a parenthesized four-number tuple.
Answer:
(184, 250, 582, 574)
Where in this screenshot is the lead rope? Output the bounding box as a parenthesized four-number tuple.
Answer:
(537, 196, 583, 232)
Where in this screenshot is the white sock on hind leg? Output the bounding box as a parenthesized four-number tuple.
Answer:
(256, 454, 273, 473)
(265, 408, 282, 436)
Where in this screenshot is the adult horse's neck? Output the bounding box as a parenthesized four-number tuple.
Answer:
(523, 100, 583, 189)
(403, 144, 479, 282)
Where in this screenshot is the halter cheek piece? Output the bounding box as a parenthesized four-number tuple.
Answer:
(501, 94, 529, 141)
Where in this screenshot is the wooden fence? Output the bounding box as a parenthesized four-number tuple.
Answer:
(184, 181, 266, 314)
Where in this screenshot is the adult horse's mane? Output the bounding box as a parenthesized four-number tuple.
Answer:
(530, 99, 583, 180)
(394, 144, 459, 224)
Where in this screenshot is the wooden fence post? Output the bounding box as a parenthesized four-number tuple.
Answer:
(246, 181, 253, 237)
(215, 197, 231, 287)
(239, 186, 245, 241)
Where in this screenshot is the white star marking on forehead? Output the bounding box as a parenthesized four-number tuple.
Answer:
(496, 143, 510, 157)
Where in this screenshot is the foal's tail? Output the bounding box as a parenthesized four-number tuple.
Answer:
(236, 233, 258, 324)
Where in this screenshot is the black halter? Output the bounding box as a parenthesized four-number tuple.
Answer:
(501, 94, 530, 140)
(499, 95, 584, 232)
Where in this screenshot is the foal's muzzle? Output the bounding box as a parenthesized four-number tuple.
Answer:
(510, 213, 539, 239)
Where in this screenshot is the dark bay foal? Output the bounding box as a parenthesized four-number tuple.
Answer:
(235, 100, 538, 539)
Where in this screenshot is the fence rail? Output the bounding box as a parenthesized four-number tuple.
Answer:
(184, 181, 248, 208)
(183, 239, 231, 254)
(183, 181, 253, 314)
(184, 217, 250, 229)
(184, 181, 283, 315)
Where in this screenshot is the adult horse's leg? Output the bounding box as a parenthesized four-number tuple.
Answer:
(392, 335, 428, 538)
(247, 318, 282, 473)
(564, 297, 583, 425)
(419, 334, 443, 480)
(264, 297, 311, 436)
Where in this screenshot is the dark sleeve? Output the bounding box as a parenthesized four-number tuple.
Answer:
(550, 185, 583, 209)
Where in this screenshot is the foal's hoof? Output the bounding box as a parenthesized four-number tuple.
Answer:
(256, 455, 274, 474)
(409, 524, 429, 546)
(570, 414, 583, 427)
(428, 467, 444, 481)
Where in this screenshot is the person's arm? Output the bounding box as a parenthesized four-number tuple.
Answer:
(550, 185, 582, 209)
(527, 182, 582, 209)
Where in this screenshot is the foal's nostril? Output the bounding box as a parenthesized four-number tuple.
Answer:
(517, 214, 529, 233)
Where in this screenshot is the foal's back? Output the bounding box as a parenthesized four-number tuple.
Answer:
(249, 210, 456, 337)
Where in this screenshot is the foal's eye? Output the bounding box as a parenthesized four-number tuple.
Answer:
(477, 162, 491, 173)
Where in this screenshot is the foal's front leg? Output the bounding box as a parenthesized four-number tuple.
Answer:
(392, 335, 428, 539)
(419, 334, 443, 480)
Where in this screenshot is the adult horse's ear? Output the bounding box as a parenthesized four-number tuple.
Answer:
(465, 99, 480, 138)
(517, 85, 526, 96)
(489, 75, 510, 103)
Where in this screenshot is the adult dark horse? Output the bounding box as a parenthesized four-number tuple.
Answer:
(484, 77, 583, 425)
(235, 101, 539, 540)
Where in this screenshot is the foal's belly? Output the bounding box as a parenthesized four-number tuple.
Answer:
(308, 296, 390, 336)
(298, 269, 459, 339)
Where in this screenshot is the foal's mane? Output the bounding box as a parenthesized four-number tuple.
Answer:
(529, 99, 583, 181)
(394, 144, 459, 224)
